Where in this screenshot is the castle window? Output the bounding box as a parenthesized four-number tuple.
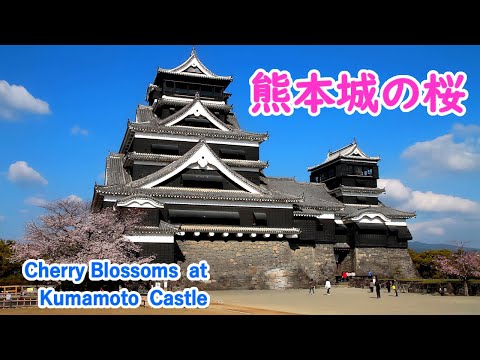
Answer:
(253, 212, 267, 226)
(168, 209, 240, 225)
(347, 165, 373, 176)
(164, 81, 174, 94)
(176, 83, 188, 95)
(201, 86, 214, 98)
(189, 84, 200, 95)
(362, 167, 373, 176)
(182, 116, 213, 128)
(356, 196, 368, 204)
(220, 148, 245, 160)
(151, 143, 179, 155)
(181, 173, 223, 189)
(319, 168, 335, 181)
(328, 168, 336, 178)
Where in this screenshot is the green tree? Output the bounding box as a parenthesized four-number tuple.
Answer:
(0, 239, 27, 285)
(408, 249, 453, 279)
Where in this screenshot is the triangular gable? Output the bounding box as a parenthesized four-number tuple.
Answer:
(344, 143, 369, 158)
(321, 141, 378, 165)
(157, 98, 230, 131)
(128, 141, 265, 194)
(169, 48, 220, 78)
(328, 142, 368, 160)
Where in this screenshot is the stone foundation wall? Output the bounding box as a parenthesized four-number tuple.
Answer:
(175, 239, 336, 290)
(353, 247, 418, 278)
(174, 240, 418, 290)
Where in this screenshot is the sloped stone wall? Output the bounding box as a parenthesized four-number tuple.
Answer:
(353, 247, 418, 278)
(174, 240, 417, 290)
(175, 240, 336, 290)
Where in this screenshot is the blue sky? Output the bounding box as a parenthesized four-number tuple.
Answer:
(1, 45, 479, 248)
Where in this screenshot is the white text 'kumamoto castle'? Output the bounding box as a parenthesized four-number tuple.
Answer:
(92, 49, 418, 289)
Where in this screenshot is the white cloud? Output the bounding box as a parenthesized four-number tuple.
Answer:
(401, 123, 480, 176)
(19, 209, 29, 214)
(378, 178, 479, 213)
(0, 215, 5, 222)
(0, 80, 50, 120)
(379, 178, 480, 247)
(71, 125, 89, 136)
(409, 191, 477, 213)
(452, 123, 480, 137)
(409, 218, 456, 238)
(7, 161, 48, 186)
(377, 178, 410, 201)
(407, 216, 480, 247)
(25, 196, 48, 207)
(65, 194, 83, 203)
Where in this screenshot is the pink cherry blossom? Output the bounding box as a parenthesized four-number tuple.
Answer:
(12, 198, 153, 265)
(435, 242, 480, 296)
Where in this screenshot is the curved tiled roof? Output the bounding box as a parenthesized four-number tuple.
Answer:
(130, 222, 180, 235)
(179, 224, 300, 235)
(136, 105, 158, 123)
(154, 97, 232, 111)
(341, 203, 415, 219)
(127, 121, 268, 142)
(329, 185, 386, 195)
(156, 48, 233, 81)
(308, 140, 381, 171)
(125, 152, 268, 169)
(95, 185, 300, 203)
(98, 141, 300, 204)
(105, 154, 131, 185)
(262, 177, 344, 211)
(155, 97, 233, 131)
(127, 141, 270, 196)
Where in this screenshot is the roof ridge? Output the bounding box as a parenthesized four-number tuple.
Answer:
(267, 176, 296, 181)
(155, 97, 233, 110)
(329, 141, 356, 155)
(128, 121, 268, 141)
(156, 49, 233, 80)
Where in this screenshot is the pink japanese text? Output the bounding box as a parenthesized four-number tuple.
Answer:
(249, 69, 468, 117)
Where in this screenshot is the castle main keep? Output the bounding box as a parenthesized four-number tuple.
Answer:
(92, 49, 418, 289)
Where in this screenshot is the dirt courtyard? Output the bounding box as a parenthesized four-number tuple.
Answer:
(1, 286, 479, 315)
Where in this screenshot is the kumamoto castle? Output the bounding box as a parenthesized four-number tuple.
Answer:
(92, 49, 418, 289)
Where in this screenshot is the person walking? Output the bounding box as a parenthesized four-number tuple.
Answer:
(392, 280, 398, 297)
(325, 278, 332, 295)
(375, 276, 381, 299)
(308, 278, 315, 295)
(386, 280, 391, 293)
(369, 279, 374, 293)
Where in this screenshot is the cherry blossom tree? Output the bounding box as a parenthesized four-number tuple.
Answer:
(434, 241, 480, 296)
(12, 198, 152, 264)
